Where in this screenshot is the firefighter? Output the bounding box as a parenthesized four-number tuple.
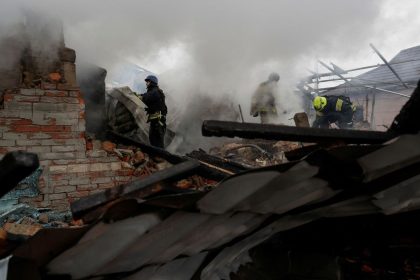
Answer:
(312, 95, 356, 129)
(250, 72, 280, 124)
(140, 75, 167, 148)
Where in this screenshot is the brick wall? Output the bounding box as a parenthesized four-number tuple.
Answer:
(0, 84, 132, 211)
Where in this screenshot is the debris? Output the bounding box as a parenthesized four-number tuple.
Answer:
(102, 141, 116, 153)
(293, 112, 310, 127)
(48, 72, 61, 82)
(176, 179, 193, 189)
(0, 151, 40, 198)
(38, 213, 49, 224)
(132, 151, 146, 166)
(121, 162, 134, 169)
(70, 160, 201, 218)
(0, 228, 7, 246)
(3, 223, 42, 240)
(202, 120, 394, 144)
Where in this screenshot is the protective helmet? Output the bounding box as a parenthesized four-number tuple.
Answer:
(313, 96, 327, 111)
(268, 72, 280, 82)
(145, 75, 158, 85)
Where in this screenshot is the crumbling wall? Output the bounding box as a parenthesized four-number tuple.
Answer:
(0, 21, 133, 211)
(0, 83, 134, 210)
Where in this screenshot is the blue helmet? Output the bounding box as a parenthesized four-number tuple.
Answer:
(145, 75, 158, 85)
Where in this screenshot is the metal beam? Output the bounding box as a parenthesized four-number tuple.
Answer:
(202, 120, 395, 144)
(308, 58, 420, 80)
(319, 60, 410, 98)
(311, 77, 415, 88)
(370, 43, 409, 89)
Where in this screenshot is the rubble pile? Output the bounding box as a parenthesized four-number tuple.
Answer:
(101, 140, 217, 191)
(209, 140, 301, 167)
(0, 206, 83, 246)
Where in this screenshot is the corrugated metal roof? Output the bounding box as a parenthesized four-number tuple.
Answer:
(326, 45, 420, 96)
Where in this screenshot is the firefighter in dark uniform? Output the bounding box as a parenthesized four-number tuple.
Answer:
(312, 95, 356, 129)
(140, 75, 167, 148)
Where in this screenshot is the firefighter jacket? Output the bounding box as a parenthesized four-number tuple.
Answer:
(313, 95, 355, 129)
(250, 81, 278, 116)
(141, 84, 167, 125)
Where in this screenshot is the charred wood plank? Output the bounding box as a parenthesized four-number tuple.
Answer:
(71, 160, 201, 218)
(202, 120, 394, 144)
(284, 145, 321, 161)
(106, 130, 185, 164)
(0, 151, 39, 198)
(187, 150, 250, 174)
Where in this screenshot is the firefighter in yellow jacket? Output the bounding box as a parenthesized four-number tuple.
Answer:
(250, 72, 280, 124)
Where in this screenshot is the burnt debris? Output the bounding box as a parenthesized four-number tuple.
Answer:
(202, 120, 395, 144)
(0, 151, 39, 198)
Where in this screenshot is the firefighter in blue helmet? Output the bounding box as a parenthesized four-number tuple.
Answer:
(312, 95, 356, 129)
(250, 72, 280, 124)
(140, 75, 167, 148)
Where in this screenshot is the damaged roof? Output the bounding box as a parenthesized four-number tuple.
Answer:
(9, 130, 418, 279)
(327, 45, 420, 95)
(5, 78, 420, 280)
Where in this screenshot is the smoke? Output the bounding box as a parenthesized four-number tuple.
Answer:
(3, 0, 417, 152)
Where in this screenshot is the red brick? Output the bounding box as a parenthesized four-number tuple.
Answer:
(10, 119, 33, 125)
(3, 93, 14, 102)
(46, 132, 81, 139)
(4, 223, 42, 237)
(67, 191, 89, 198)
(19, 195, 44, 203)
(51, 174, 65, 181)
(49, 193, 67, 200)
(12, 95, 40, 102)
(98, 182, 115, 189)
(40, 126, 71, 132)
(44, 91, 68, 97)
(77, 184, 98, 191)
(11, 125, 41, 132)
(57, 84, 79, 91)
(49, 201, 69, 211)
(117, 169, 135, 176)
(54, 185, 76, 193)
(88, 171, 111, 178)
(42, 83, 57, 90)
(69, 91, 81, 98)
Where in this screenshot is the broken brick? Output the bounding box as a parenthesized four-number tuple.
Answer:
(3, 223, 42, 240)
(102, 141, 116, 153)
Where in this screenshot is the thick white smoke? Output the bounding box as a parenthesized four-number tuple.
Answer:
(1, 0, 419, 152)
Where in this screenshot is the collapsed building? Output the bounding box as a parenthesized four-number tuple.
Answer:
(1, 15, 420, 280)
(301, 45, 420, 130)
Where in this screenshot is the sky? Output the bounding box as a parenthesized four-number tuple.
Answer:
(1, 0, 420, 151)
